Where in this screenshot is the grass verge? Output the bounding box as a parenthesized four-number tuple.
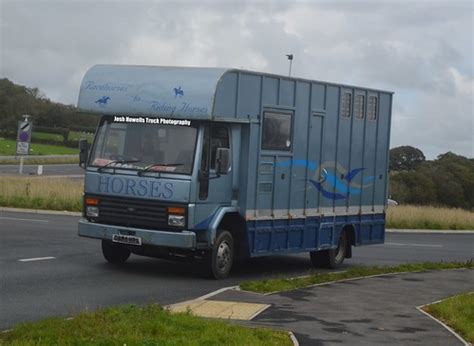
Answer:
(423, 292, 474, 343)
(240, 260, 473, 294)
(0, 176, 83, 211)
(0, 304, 291, 346)
(0, 156, 78, 165)
(0, 138, 78, 155)
(387, 205, 474, 230)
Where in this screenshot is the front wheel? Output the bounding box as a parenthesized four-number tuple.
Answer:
(204, 230, 234, 279)
(310, 231, 348, 269)
(102, 240, 131, 264)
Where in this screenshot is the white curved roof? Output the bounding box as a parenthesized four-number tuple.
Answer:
(77, 64, 228, 119)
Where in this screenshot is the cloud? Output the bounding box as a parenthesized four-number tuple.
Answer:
(0, 0, 472, 158)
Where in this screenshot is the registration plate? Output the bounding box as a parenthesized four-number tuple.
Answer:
(112, 234, 142, 246)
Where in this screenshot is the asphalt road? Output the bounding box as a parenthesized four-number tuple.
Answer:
(0, 164, 83, 176)
(0, 210, 472, 330)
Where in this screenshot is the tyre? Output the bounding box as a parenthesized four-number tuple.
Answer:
(204, 230, 234, 279)
(310, 231, 348, 269)
(102, 240, 131, 264)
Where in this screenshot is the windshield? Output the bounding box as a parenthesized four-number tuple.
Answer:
(89, 116, 198, 174)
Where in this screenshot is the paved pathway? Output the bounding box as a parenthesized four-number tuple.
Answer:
(210, 269, 473, 345)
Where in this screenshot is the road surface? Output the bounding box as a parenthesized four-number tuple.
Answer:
(0, 164, 83, 176)
(0, 210, 472, 330)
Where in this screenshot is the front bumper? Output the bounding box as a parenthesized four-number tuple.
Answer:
(78, 219, 196, 249)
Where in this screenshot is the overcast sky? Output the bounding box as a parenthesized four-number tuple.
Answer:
(1, 0, 472, 159)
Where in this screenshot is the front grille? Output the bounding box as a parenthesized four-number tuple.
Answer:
(86, 194, 185, 231)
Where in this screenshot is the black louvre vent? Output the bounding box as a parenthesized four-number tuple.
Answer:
(86, 194, 185, 231)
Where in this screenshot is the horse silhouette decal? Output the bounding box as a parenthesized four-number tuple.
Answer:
(95, 96, 111, 106)
(173, 86, 184, 98)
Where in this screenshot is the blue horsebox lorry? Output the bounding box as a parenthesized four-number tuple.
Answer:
(77, 65, 393, 279)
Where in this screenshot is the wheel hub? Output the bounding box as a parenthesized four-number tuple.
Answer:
(217, 241, 231, 271)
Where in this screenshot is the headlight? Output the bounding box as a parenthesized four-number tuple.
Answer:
(168, 215, 185, 227)
(86, 206, 99, 217)
(85, 197, 99, 217)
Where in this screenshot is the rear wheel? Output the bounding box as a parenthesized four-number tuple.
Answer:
(102, 240, 131, 264)
(310, 231, 348, 269)
(203, 230, 234, 279)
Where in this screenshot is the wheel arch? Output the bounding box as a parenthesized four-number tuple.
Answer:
(208, 207, 248, 258)
(341, 224, 356, 258)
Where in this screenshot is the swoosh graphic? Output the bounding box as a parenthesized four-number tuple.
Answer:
(325, 172, 362, 195)
(345, 168, 365, 182)
(273, 159, 374, 200)
(309, 180, 346, 200)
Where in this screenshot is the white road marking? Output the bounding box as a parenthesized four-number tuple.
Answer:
(18, 256, 56, 262)
(384, 242, 443, 248)
(0, 216, 49, 223)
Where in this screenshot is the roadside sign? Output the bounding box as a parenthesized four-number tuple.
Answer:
(16, 120, 33, 155)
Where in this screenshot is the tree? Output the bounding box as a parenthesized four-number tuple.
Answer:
(389, 146, 426, 171)
(0, 78, 98, 137)
(390, 170, 437, 205)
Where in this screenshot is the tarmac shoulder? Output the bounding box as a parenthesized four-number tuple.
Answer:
(200, 269, 473, 345)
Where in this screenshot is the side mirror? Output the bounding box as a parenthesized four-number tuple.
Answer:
(215, 148, 230, 175)
(79, 138, 89, 168)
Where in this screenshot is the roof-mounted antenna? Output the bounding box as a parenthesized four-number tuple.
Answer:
(286, 54, 293, 76)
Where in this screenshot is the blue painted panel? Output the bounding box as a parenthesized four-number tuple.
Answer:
(254, 229, 272, 252)
(273, 157, 291, 214)
(374, 93, 392, 207)
(348, 90, 366, 209)
(288, 227, 304, 249)
(214, 72, 237, 117)
(262, 77, 279, 105)
(318, 86, 339, 210)
(238, 125, 251, 212)
(335, 88, 352, 208)
(291, 82, 311, 214)
(256, 156, 274, 217)
(363, 92, 378, 209)
(238, 74, 262, 117)
(311, 83, 326, 110)
(245, 123, 261, 212)
(246, 214, 385, 257)
(318, 225, 334, 248)
(279, 79, 295, 106)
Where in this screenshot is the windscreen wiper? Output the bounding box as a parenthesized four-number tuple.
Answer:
(137, 163, 184, 176)
(97, 159, 140, 172)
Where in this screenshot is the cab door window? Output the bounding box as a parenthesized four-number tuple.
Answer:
(199, 125, 230, 200)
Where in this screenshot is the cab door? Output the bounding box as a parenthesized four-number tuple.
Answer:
(198, 124, 233, 203)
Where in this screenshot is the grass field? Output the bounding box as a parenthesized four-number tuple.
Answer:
(0, 304, 291, 345)
(387, 205, 474, 230)
(32, 131, 94, 143)
(240, 261, 473, 294)
(423, 292, 474, 342)
(31, 131, 63, 142)
(0, 176, 83, 211)
(0, 138, 78, 155)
